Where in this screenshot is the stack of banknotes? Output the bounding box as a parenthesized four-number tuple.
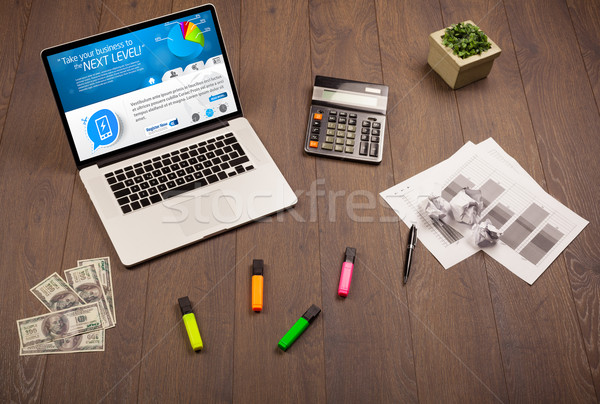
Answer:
(17, 257, 116, 355)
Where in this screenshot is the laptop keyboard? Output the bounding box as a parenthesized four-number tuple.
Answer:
(104, 133, 254, 214)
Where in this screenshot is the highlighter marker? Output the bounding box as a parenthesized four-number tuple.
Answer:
(278, 304, 321, 351)
(178, 296, 203, 352)
(252, 259, 264, 312)
(338, 247, 356, 297)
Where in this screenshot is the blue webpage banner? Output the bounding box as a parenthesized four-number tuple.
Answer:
(48, 11, 222, 112)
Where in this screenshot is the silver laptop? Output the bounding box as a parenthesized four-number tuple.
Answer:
(41, 4, 297, 267)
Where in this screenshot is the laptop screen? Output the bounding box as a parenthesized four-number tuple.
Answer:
(42, 5, 241, 167)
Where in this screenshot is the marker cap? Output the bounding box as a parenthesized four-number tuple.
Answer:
(301, 304, 321, 323)
(178, 296, 193, 315)
(344, 247, 356, 263)
(252, 259, 264, 276)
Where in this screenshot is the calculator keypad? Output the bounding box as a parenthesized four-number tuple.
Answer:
(305, 106, 384, 163)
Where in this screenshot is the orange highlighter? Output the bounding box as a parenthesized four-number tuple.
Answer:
(252, 259, 264, 312)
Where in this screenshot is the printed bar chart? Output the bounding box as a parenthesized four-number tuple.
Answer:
(501, 203, 549, 249)
(483, 203, 513, 228)
(441, 174, 475, 201)
(479, 179, 505, 207)
(519, 223, 565, 264)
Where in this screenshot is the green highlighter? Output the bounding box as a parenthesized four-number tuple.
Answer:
(278, 305, 321, 351)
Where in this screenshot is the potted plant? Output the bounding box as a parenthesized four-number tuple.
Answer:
(427, 21, 501, 89)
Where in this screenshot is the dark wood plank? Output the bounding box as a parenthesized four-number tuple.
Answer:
(0, 0, 31, 143)
(439, 1, 597, 402)
(567, 0, 600, 113)
(136, 0, 241, 402)
(232, 1, 326, 402)
(0, 0, 101, 402)
(503, 0, 600, 401)
(309, 0, 418, 401)
(375, 1, 509, 402)
(38, 1, 169, 403)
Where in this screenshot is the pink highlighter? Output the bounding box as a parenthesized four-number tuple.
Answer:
(338, 247, 356, 297)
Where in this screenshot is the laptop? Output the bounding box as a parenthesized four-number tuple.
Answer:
(41, 4, 297, 267)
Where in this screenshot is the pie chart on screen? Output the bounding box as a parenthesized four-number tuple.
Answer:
(167, 21, 205, 58)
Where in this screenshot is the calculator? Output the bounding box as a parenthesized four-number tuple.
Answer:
(304, 75, 389, 164)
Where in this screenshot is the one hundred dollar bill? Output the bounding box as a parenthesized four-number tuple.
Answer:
(77, 257, 115, 325)
(20, 329, 105, 356)
(17, 303, 104, 348)
(64, 265, 115, 328)
(30, 272, 85, 312)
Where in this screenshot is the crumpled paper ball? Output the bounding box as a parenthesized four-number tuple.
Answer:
(449, 188, 484, 225)
(419, 195, 451, 221)
(472, 219, 502, 247)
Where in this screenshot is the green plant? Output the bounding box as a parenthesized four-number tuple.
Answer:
(441, 22, 491, 59)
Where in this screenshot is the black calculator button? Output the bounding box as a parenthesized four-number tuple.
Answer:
(348, 119, 357, 125)
(362, 120, 371, 127)
(347, 125, 356, 132)
(328, 116, 337, 122)
(349, 113, 357, 118)
(372, 122, 381, 129)
(311, 127, 320, 134)
(338, 117, 347, 124)
(369, 143, 379, 157)
(312, 120, 321, 127)
(361, 127, 370, 134)
(372, 129, 380, 136)
(339, 112, 347, 117)
(361, 134, 370, 141)
(329, 110, 337, 115)
(371, 136, 380, 143)
(334, 145, 344, 152)
(359, 142, 369, 155)
(322, 143, 333, 151)
(310, 135, 320, 141)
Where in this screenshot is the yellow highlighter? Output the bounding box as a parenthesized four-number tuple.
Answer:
(178, 296, 203, 352)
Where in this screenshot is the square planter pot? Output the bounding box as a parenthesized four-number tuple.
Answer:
(427, 20, 501, 89)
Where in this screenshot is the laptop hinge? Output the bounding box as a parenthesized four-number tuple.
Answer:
(96, 121, 229, 168)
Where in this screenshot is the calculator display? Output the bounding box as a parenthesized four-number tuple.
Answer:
(322, 90, 378, 107)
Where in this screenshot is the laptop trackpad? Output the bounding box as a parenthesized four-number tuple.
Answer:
(168, 190, 236, 237)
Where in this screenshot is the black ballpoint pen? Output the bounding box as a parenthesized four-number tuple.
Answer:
(404, 225, 417, 284)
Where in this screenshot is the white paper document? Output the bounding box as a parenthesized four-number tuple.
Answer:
(380, 138, 588, 284)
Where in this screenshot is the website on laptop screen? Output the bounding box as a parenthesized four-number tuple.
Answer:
(46, 9, 238, 163)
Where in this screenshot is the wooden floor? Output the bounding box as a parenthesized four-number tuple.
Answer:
(1, 0, 599, 402)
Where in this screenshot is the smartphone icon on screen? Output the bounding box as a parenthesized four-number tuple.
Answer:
(95, 116, 113, 140)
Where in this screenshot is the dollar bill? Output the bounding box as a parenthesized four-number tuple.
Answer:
(64, 265, 115, 328)
(20, 330, 105, 356)
(77, 257, 115, 325)
(27, 272, 102, 355)
(30, 272, 85, 312)
(17, 303, 104, 348)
